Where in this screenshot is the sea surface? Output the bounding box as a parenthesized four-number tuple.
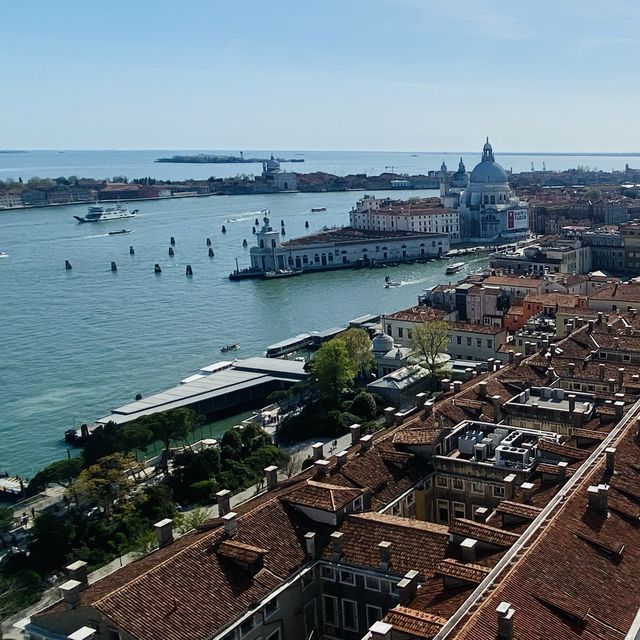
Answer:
(1, 149, 639, 183)
(2, 147, 638, 478)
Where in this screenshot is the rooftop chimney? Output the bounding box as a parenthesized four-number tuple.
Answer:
(350, 423, 361, 446)
(520, 482, 535, 504)
(216, 489, 231, 517)
(60, 579, 81, 610)
(460, 538, 477, 563)
(396, 572, 418, 604)
(514, 352, 524, 366)
(335, 450, 348, 468)
(497, 602, 515, 640)
(605, 447, 616, 474)
(588, 319, 595, 333)
(626, 325, 632, 336)
(441, 378, 451, 392)
(568, 362, 575, 376)
(68, 628, 97, 640)
(614, 336, 620, 349)
(330, 531, 343, 561)
(618, 368, 625, 386)
(264, 465, 278, 490)
(154, 518, 174, 546)
(415, 392, 427, 408)
(478, 381, 488, 398)
(599, 364, 606, 381)
(312, 442, 324, 462)
(504, 474, 516, 500)
(378, 540, 392, 571)
(474, 506, 489, 523)
(615, 400, 625, 418)
(315, 459, 331, 477)
(491, 395, 502, 423)
(558, 461, 568, 482)
(223, 511, 238, 537)
(587, 484, 609, 514)
(369, 621, 393, 640)
(597, 311, 603, 324)
(65, 561, 88, 589)
(607, 323, 613, 333)
(568, 394, 576, 412)
(453, 380, 462, 393)
(360, 434, 373, 452)
(304, 532, 316, 559)
(424, 398, 435, 416)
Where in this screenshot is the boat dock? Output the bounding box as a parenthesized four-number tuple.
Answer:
(65, 357, 307, 444)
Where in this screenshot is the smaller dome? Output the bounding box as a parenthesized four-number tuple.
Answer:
(372, 332, 394, 353)
(440, 161, 448, 173)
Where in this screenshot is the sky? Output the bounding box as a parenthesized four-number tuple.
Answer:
(1, 0, 639, 152)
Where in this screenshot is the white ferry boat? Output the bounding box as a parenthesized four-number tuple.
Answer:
(445, 261, 465, 275)
(74, 203, 138, 223)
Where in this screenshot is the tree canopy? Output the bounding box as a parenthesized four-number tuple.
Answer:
(411, 320, 451, 373)
(309, 338, 357, 401)
(340, 328, 373, 377)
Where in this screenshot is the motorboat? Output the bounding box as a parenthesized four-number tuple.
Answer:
(445, 262, 465, 275)
(108, 229, 134, 235)
(384, 276, 401, 288)
(220, 343, 240, 353)
(311, 207, 326, 212)
(263, 269, 303, 279)
(74, 203, 138, 223)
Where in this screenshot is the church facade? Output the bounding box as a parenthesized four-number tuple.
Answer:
(440, 139, 529, 242)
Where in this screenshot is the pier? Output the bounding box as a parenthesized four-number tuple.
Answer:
(65, 357, 307, 444)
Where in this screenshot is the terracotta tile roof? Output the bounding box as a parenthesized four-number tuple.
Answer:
(589, 282, 640, 302)
(482, 275, 543, 289)
(280, 480, 363, 512)
(394, 427, 443, 446)
(448, 518, 520, 548)
(495, 500, 543, 520)
(435, 559, 490, 585)
(535, 462, 565, 476)
(451, 322, 505, 335)
(385, 606, 447, 638)
(330, 512, 449, 579)
(217, 540, 268, 564)
(447, 406, 640, 640)
(384, 306, 448, 323)
(537, 438, 590, 460)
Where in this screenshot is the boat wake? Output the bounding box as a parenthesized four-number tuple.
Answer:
(226, 211, 264, 223)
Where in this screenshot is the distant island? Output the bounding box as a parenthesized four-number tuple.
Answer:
(155, 153, 305, 164)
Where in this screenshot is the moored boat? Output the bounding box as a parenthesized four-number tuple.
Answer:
(263, 269, 303, 279)
(220, 343, 240, 353)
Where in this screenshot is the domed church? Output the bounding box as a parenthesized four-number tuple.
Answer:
(440, 139, 529, 241)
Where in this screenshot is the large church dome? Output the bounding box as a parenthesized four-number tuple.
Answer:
(469, 139, 508, 184)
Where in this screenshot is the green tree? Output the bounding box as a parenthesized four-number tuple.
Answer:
(351, 391, 378, 420)
(82, 421, 121, 467)
(27, 458, 82, 495)
(340, 328, 374, 377)
(411, 320, 451, 373)
(150, 408, 202, 469)
(120, 419, 154, 455)
(177, 508, 208, 534)
(309, 339, 356, 402)
(70, 453, 136, 516)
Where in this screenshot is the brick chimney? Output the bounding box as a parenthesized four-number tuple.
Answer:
(599, 364, 606, 381)
(504, 474, 516, 500)
(312, 442, 324, 461)
(460, 538, 477, 563)
(65, 561, 88, 589)
(396, 572, 418, 604)
(424, 399, 435, 416)
(223, 511, 238, 537)
(314, 459, 330, 478)
(491, 395, 502, 423)
(474, 506, 489, 523)
(330, 531, 343, 561)
(335, 450, 348, 469)
(568, 394, 576, 412)
(154, 518, 174, 546)
(59, 579, 82, 610)
(264, 465, 278, 490)
(360, 434, 373, 452)
(369, 621, 393, 640)
(441, 378, 451, 392)
(558, 461, 568, 482)
(615, 400, 625, 418)
(216, 489, 231, 517)
(415, 392, 427, 407)
(304, 532, 316, 559)
(378, 541, 392, 571)
(619, 368, 625, 386)
(350, 423, 361, 446)
(478, 381, 488, 398)
(520, 482, 534, 504)
(568, 362, 575, 376)
(587, 484, 609, 514)
(605, 447, 616, 474)
(453, 380, 462, 393)
(497, 602, 515, 640)
(597, 311, 603, 324)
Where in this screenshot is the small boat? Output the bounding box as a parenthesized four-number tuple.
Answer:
(264, 269, 303, 279)
(0, 251, 8, 258)
(221, 343, 240, 353)
(384, 276, 401, 288)
(445, 261, 465, 275)
(108, 229, 133, 235)
(311, 207, 326, 212)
